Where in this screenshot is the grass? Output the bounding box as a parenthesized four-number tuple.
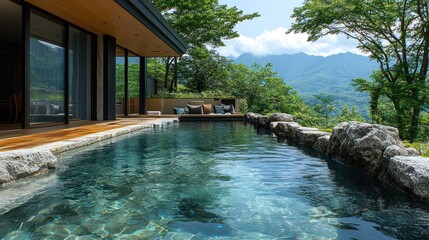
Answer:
(403, 141, 429, 157)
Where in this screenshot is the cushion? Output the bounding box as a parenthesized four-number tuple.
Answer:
(49, 104, 63, 114)
(223, 104, 235, 114)
(173, 107, 187, 114)
(30, 102, 47, 114)
(213, 105, 225, 114)
(187, 104, 203, 114)
(202, 104, 212, 114)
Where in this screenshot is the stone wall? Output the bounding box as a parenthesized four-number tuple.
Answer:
(246, 112, 429, 202)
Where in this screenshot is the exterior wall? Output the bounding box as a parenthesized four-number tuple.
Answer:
(147, 98, 241, 114)
(96, 34, 104, 120)
(0, 1, 186, 129)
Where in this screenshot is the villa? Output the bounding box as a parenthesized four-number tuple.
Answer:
(0, 0, 187, 131)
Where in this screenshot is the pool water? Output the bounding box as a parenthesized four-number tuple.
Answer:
(0, 122, 428, 239)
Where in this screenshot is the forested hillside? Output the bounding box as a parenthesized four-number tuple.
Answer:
(235, 52, 378, 117)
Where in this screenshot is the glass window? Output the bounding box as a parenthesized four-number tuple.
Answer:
(69, 27, 92, 120)
(0, 1, 22, 130)
(29, 12, 65, 125)
(128, 52, 140, 114)
(116, 47, 125, 116)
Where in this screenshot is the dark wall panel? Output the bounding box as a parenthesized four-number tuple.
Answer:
(103, 35, 116, 120)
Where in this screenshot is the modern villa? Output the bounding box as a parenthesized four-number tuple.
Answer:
(0, 0, 187, 131)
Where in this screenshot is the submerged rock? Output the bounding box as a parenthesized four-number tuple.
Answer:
(0, 149, 57, 184)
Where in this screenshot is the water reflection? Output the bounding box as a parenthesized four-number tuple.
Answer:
(0, 122, 428, 239)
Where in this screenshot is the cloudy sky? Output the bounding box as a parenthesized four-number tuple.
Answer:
(217, 0, 362, 58)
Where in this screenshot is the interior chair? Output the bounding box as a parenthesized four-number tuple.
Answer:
(9, 92, 21, 122)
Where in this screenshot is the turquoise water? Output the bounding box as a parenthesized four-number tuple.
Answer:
(0, 122, 428, 239)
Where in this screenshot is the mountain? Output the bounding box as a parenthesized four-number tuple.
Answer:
(235, 52, 379, 118)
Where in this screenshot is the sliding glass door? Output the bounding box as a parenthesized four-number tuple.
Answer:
(116, 48, 141, 116)
(29, 11, 65, 125)
(0, 1, 22, 130)
(128, 52, 140, 115)
(69, 27, 92, 120)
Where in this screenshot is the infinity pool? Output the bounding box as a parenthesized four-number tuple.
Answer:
(0, 122, 428, 239)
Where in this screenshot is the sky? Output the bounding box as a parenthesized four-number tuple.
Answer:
(216, 0, 362, 58)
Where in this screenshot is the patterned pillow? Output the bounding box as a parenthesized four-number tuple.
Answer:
(187, 104, 203, 114)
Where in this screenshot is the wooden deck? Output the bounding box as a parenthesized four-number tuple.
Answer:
(0, 118, 172, 152)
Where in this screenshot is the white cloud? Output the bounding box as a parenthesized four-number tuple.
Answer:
(216, 27, 364, 58)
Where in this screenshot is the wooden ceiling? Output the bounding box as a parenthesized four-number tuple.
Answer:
(24, 0, 181, 57)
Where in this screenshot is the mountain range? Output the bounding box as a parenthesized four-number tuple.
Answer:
(234, 52, 379, 117)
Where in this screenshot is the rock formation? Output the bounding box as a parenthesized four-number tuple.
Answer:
(326, 121, 418, 176)
(0, 149, 57, 184)
(247, 113, 429, 202)
(389, 156, 429, 202)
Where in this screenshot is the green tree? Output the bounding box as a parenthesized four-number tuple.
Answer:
(353, 71, 411, 134)
(313, 94, 336, 128)
(128, 64, 140, 98)
(147, 58, 167, 95)
(335, 105, 366, 124)
(289, 0, 429, 141)
(225, 63, 318, 126)
(178, 47, 231, 93)
(150, 0, 259, 92)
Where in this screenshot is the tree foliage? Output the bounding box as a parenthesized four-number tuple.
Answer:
(313, 94, 336, 128)
(290, 0, 429, 141)
(151, 0, 259, 48)
(224, 63, 318, 126)
(178, 47, 230, 92)
(149, 0, 259, 93)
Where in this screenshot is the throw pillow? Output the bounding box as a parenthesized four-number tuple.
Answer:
(223, 104, 235, 114)
(202, 104, 212, 114)
(173, 107, 187, 114)
(187, 104, 203, 114)
(213, 105, 225, 114)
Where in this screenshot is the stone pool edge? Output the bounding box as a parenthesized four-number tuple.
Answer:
(246, 112, 429, 203)
(0, 118, 178, 185)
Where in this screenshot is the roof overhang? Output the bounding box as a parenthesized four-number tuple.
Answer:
(24, 0, 188, 57)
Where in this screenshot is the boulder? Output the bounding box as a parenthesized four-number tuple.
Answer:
(269, 113, 294, 123)
(291, 127, 319, 140)
(0, 149, 57, 184)
(273, 122, 300, 138)
(389, 156, 429, 201)
(269, 122, 280, 132)
(327, 121, 406, 176)
(256, 116, 270, 129)
(296, 131, 331, 147)
(383, 145, 419, 160)
(246, 113, 262, 125)
(313, 135, 331, 152)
